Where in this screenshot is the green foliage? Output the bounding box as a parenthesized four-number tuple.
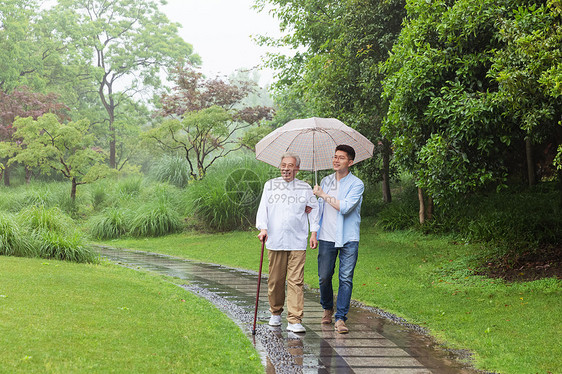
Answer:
(88, 208, 129, 240)
(17, 205, 74, 233)
(129, 200, 183, 237)
(37, 229, 97, 263)
(376, 198, 418, 231)
(10, 114, 112, 200)
(0, 212, 36, 257)
(0, 182, 86, 217)
(186, 155, 276, 231)
(382, 0, 522, 203)
(15, 205, 97, 263)
(115, 175, 144, 200)
(241, 125, 273, 151)
(149, 155, 191, 188)
(1, 204, 96, 263)
(382, 178, 562, 256)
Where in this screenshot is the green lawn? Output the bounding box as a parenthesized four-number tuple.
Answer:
(99, 220, 562, 374)
(0, 256, 263, 373)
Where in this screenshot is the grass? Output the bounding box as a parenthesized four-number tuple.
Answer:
(97, 219, 562, 374)
(0, 256, 263, 373)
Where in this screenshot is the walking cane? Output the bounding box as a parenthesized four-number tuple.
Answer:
(252, 239, 266, 335)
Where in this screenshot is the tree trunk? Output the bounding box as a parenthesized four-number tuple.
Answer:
(71, 178, 77, 201)
(418, 187, 425, 225)
(526, 137, 536, 186)
(426, 195, 434, 221)
(558, 169, 562, 209)
(3, 164, 10, 187)
(109, 125, 116, 169)
(25, 166, 33, 184)
(382, 139, 392, 203)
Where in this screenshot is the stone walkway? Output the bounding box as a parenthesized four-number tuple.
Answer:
(97, 246, 479, 374)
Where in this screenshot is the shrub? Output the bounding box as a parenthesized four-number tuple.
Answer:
(376, 199, 419, 231)
(0, 212, 36, 257)
(0, 182, 83, 216)
(150, 155, 191, 188)
(89, 208, 130, 239)
(186, 155, 275, 231)
(90, 179, 111, 210)
(115, 176, 144, 201)
(129, 200, 183, 237)
(14, 205, 97, 263)
(37, 230, 98, 263)
(17, 206, 74, 233)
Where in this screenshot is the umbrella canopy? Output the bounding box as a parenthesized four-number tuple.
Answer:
(255, 117, 375, 171)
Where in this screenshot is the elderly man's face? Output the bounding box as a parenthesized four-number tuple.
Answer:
(280, 157, 299, 182)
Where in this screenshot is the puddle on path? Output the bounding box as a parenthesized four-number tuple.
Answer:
(97, 246, 481, 374)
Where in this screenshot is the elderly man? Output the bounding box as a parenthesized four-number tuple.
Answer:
(256, 152, 319, 333)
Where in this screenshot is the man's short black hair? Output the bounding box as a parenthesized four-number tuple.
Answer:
(336, 144, 355, 160)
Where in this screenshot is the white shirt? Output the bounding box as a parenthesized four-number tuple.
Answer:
(256, 177, 320, 250)
(318, 179, 338, 242)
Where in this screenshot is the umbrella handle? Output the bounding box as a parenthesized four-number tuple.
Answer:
(252, 239, 265, 335)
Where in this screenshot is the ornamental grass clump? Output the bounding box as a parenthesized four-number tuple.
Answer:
(150, 155, 191, 188)
(115, 175, 144, 201)
(129, 200, 183, 237)
(17, 205, 74, 233)
(186, 156, 273, 231)
(38, 230, 98, 263)
(16, 206, 97, 263)
(0, 212, 36, 257)
(88, 207, 130, 239)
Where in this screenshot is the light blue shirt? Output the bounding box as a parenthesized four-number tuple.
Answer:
(317, 172, 364, 247)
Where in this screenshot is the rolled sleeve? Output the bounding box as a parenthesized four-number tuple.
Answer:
(339, 180, 364, 215)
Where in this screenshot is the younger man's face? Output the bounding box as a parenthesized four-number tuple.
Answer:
(332, 150, 353, 172)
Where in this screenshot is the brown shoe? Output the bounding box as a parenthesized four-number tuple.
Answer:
(321, 309, 333, 324)
(334, 319, 349, 334)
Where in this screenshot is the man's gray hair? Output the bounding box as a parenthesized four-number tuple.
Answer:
(280, 152, 301, 167)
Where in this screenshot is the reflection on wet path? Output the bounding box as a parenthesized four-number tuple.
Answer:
(97, 246, 478, 373)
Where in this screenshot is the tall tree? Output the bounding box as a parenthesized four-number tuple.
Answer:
(0, 0, 40, 93)
(145, 65, 274, 180)
(50, 0, 200, 169)
(489, 1, 562, 196)
(381, 0, 527, 218)
(255, 0, 406, 202)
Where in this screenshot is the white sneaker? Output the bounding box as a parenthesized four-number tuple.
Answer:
(269, 315, 282, 326)
(287, 323, 306, 333)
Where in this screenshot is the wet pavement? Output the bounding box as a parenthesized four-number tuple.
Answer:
(96, 246, 480, 374)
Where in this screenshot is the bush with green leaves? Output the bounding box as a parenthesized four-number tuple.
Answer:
(376, 198, 419, 231)
(115, 175, 144, 201)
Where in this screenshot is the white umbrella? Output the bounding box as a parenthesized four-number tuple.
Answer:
(255, 117, 374, 183)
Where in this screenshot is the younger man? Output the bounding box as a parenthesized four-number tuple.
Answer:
(313, 145, 364, 334)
